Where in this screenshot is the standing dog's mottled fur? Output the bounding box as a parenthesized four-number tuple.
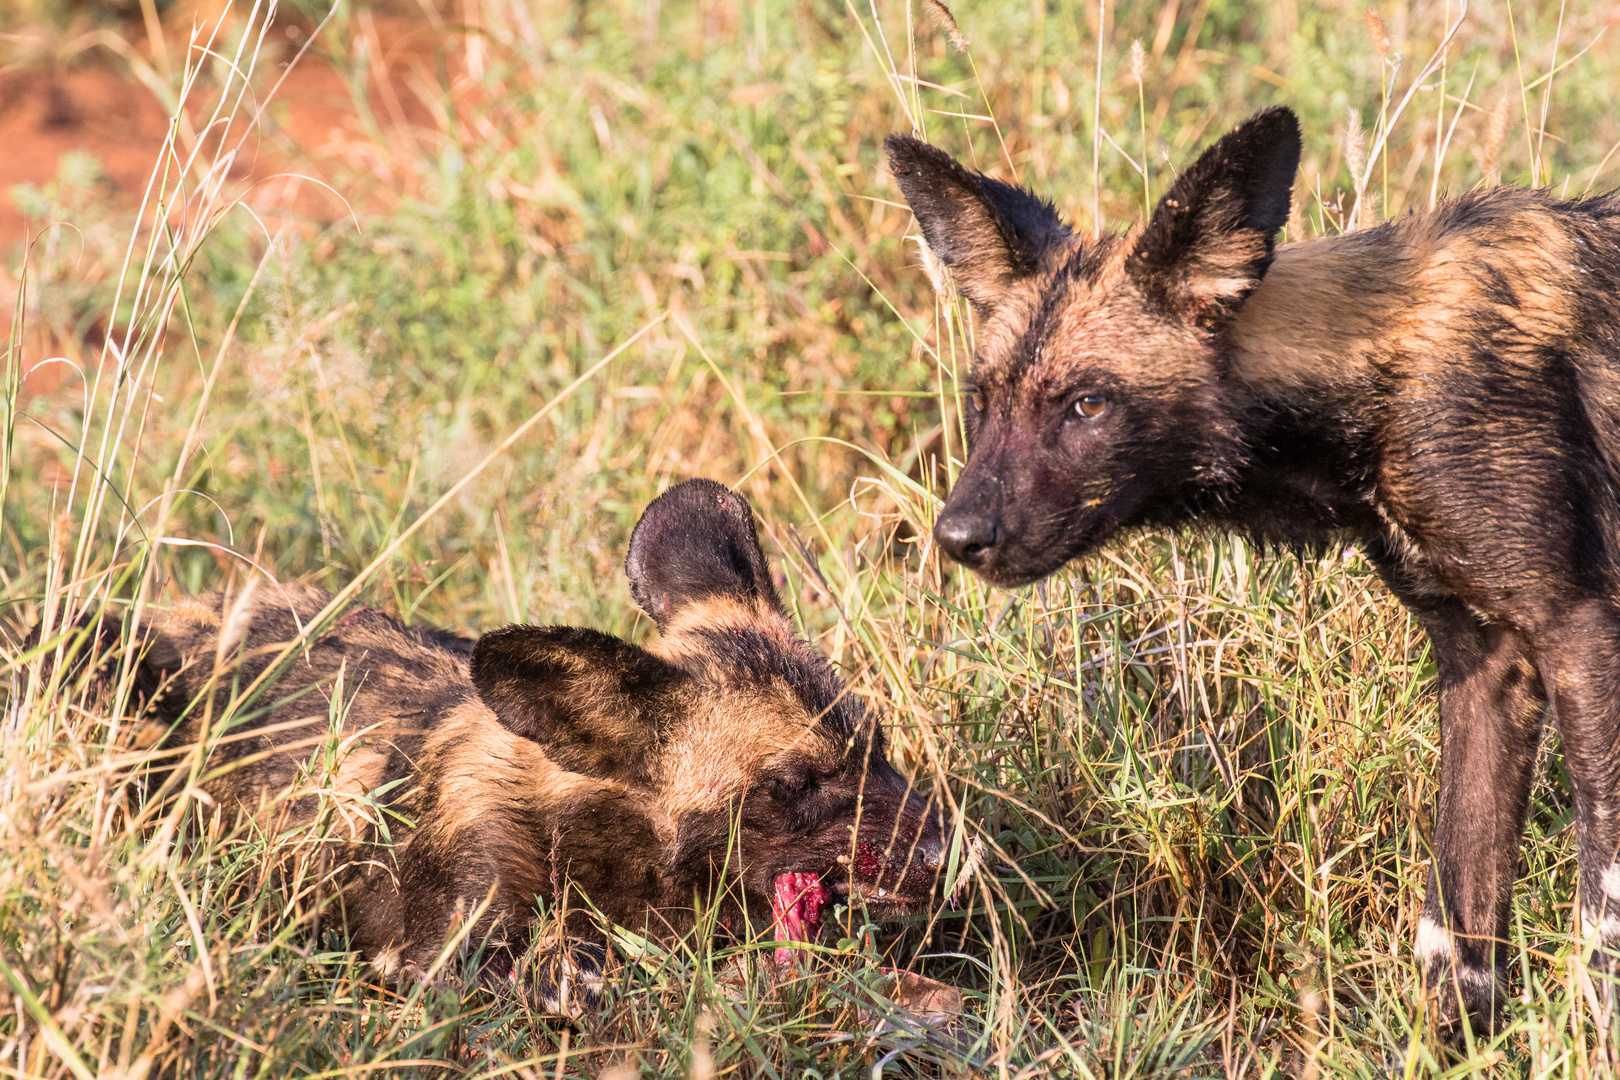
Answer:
(122, 480, 958, 1010)
(887, 105, 1620, 1036)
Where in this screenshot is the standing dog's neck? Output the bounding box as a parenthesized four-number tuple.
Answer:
(1225, 231, 1396, 404)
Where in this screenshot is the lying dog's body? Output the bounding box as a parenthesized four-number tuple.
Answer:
(122, 480, 956, 1006)
(887, 107, 1620, 1036)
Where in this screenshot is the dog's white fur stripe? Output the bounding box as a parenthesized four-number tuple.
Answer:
(1416, 916, 1453, 964)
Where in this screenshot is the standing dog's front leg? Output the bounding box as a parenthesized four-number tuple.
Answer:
(1413, 601, 1546, 1039)
(1533, 599, 1620, 988)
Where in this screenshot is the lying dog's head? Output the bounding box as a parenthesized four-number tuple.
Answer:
(471, 479, 970, 950)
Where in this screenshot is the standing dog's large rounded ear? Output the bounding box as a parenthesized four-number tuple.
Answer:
(624, 478, 785, 629)
(470, 625, 686, 783)
(884, 134, 1073, 316)
(1126, 106, 1301, 324)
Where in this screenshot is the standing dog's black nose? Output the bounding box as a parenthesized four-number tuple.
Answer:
(934, 510, 998, 567)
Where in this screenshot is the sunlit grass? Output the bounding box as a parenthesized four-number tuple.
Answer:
(3, 0, 1620, 1074)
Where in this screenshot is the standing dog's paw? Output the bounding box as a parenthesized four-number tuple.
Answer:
(1423, 961, 1505, 1049)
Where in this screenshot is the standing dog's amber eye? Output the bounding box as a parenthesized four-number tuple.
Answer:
(967, 390, 986, 413)
(1075, 394, 1108, 419)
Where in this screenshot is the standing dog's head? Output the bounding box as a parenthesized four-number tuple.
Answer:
(886, 106, 1301, 585)
(471, 479, 967, 948)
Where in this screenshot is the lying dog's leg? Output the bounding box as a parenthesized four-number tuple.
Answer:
(518, 941, 608, 1018)
(392, 839, 611, 1019)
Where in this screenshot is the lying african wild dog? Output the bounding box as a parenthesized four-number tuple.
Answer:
(887, 105, 1620, 1036)
(125, 479, 959, 1009)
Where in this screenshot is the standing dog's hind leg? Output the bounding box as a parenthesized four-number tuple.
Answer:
(1534, 599, 1620, 1021)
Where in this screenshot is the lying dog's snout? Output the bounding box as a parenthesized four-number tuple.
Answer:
(905, 796, 949, 874)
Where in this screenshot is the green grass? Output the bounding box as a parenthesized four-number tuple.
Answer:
(4, 0, 1620, 1074)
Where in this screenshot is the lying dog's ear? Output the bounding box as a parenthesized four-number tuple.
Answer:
(1126, 105, 1300, 324)
(471, 626, 686, 783)
(884, 134, 1072, 315)
(624, 478, 785, 630)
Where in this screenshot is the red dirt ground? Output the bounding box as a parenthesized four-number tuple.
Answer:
(0, 9, 448, 249)
(2, 7, 457, 406)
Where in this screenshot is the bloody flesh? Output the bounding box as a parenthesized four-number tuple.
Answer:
(770, 872, 826, 964)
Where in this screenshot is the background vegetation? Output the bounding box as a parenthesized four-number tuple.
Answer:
(4, 0, 1620, 1074)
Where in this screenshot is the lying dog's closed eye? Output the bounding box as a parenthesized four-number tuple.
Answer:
(110, 478, 976, 1011)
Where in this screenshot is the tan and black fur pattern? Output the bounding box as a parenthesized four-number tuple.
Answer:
(888, 106, 1620, 1038)
(122, 479, 953, 1011)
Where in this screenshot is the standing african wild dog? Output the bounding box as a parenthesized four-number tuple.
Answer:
(886, 105, 1620, 1035)
(125, 479, 958, 1010)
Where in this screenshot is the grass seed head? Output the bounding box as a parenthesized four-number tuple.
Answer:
(1364, 8, 1392, 59)
(1482, 92, 1511, 185)
(923, 0, 969, 54)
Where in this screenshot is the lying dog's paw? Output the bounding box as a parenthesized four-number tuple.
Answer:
(517, 941, 607, 1019)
